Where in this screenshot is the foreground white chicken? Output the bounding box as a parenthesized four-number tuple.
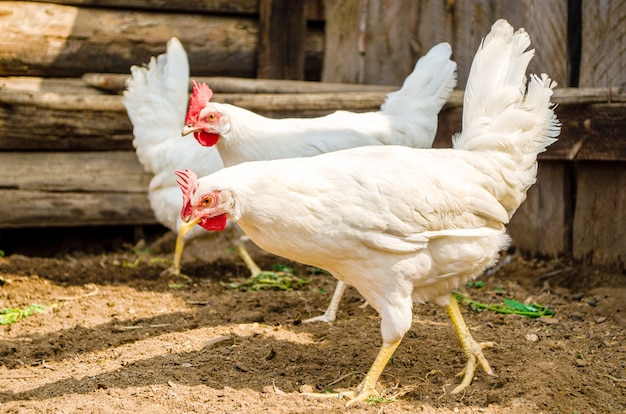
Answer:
(176, 19, 560, 405)
(182, 42, 458, 323)
(122, 38, 231, 274)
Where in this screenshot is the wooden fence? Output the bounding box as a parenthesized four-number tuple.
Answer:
(0, 0, 624, 267)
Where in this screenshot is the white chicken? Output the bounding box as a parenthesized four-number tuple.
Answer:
(176, 19, 560, 405)
(123, 38, 234, 275)
(181, 42, 457, 323)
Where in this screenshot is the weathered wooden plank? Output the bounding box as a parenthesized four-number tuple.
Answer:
(549, 103, 626, 162)
(322, 0, 568, 88)
(580, 0, 626, 88)
(323, 0, 429, 85)
(0, 190, 156, 228)
(321, 0, 362, 84)
(447, 0, 495, 89)
(257, 0, 307, 80)
(359, 0, 421, 85)
(0, 152, 151, 192)
(493, 0, 569, 87)
(572, 162, 626, 267)
(411, 0, 454, 57)
(508, 162, 571, 258)
(448, 0, 569, 88)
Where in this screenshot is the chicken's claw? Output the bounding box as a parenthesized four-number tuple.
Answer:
(302, 339, 400, 406)
(159, 265, 192, 282)
(302, 281, 347, 323)
(446, 294, 497, 394)
(452, 339, 497, 394)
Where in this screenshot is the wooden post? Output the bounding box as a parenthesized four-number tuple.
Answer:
(257, 0, 307, 80)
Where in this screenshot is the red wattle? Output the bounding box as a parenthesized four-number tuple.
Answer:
(195, 131, 220, 147)
(200, 214, 228, 232)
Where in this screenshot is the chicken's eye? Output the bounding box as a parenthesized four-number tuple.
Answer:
(207, 113, 217, 121)
(201, 196, 214, 207)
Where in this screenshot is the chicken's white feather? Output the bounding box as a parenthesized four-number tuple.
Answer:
(195, 42, 457, 167)
(123, 38, 225, 239)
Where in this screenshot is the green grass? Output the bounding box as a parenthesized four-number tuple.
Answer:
(0, 304, 56, 325)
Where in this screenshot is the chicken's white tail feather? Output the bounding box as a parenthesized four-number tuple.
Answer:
(381, 42, 457, 118)
(453, 20, 560, 218)
(123, 37, 189, 174)
(122, 38, 225, 234)
(458, 20, 534, 135)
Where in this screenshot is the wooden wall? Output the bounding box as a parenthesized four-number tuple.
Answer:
(0, 0, 624, 267)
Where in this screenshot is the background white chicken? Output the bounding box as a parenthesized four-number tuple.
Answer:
(182, 42, 457, 323)
(176, 19, 560, 405)
(123, 38, 230, 275)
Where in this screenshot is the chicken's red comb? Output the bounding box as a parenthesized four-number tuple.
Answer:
(185, 81, 213, 125)
(175, 169, 198, 217)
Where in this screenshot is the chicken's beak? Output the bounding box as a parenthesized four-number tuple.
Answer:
(179, 217, 202, 238)
(181, 124, 197, 137)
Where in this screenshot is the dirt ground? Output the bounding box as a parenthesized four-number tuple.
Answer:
(0, 227, 624, 414)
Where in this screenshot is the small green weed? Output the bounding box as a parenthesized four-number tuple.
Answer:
(224, 264, 309, 291)
(0, 304, 56, 325)
(454, 292, 556, 318)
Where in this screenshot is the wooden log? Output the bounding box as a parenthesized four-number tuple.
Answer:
(0, 90, 133, 151)
(81, 73, 398, 94)
(26, 0, 325, 19)
(27, 0, 259, 14)
(0, 151, 155, 228)
(0, 190, 156, 228)
(1, 76, 105, 95)
(0, 152, 151, 192)
(580, 0, 626, 88)
(257, 0, 307, 80)
(572, 162, 626, 268)
(0, 88, 393, 151)
(2, 83, 625, 156)
(0, 2, 323, 78)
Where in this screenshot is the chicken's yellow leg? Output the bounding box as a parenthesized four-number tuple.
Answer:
(446, 294, 496, 393)
(160, 234, 192, 281)
(303, 339, 401, 406)
(172, 234, 186, 275)
(233, 236, 262, 277)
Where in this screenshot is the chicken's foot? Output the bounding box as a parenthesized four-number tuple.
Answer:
(302, 281, 347, 323)
(446, 294, 496, 393)
(161, 234, 192, 281)
(302, 339, 401, 406)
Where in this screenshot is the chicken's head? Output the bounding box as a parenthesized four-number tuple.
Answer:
(175, 169, 230, 237)
(182, 81, 230, 147)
